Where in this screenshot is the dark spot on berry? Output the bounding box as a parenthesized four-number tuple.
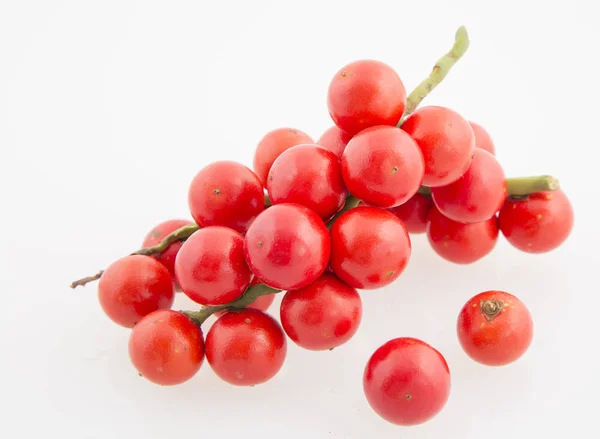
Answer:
(214, 189, 221, 195)
(138, 373, 143, 377)
(405, 393, 411, 400)
(244, 318, 251, 324)
(341, 71, 347, 77)
(471, 154, 475, 159)
(257, 241, 263, 247)
(329, 347, 334, 351)
(387, 270, 394, 276)
(392, 166, 398, 174)
(268, 174, 273, 181)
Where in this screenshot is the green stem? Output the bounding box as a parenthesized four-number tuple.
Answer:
(326, 195, 361, 230)
(506, 175, 560, 197)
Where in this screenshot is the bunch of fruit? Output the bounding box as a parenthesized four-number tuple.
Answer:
(71, 27, 573, 427)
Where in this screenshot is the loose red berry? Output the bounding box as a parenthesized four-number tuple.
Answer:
(280, 273, 362, 351)
(244, 203, 330, 290)
(469, 121, 496, 155)
(267, 144, 347, 220)
(432, 148, 506, 223)
(98, 255, 174, 328)
(457, 291, 533, 366)
(330, 206, 411, 289)
(401, 106, 475, 187)
(175, 226, 250, 306)
(128, 310, 205, 385)
(363, 337, 451, 426)
(388, 192, 433, 234)
(188, 161, 264, 234)
(341, 126, 424, 208)
(327, 60, 407, 136)
(206, 309, 287, 386)
(426, 207, 499, 264)
(253, 128, 314, 186)
(317, 125, 353, 159)
(498, 190, 573, 253)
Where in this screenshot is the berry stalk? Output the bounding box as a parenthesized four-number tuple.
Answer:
(417, 175, 560, 197)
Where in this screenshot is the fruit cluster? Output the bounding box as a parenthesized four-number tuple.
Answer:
(72, 27, 573, 427)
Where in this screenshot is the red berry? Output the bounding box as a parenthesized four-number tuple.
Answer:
(244, 203, 330, 290)
(426, 207, 499, 264)
(317, 125, 352, 159)
(499, 190, 573, 253)
(98, 255, 174, 328)
(457, 291, 533, 366)
(280, 273, 362, 351)
(330, 206, 411, 289)
(327, 60, 407, 136)
(469, 121, 496, 155)
(253, 128, 314, 186)
(128, 310, 205, 385)
(206, 309, 287, 386)
(188, 161, 264, 234)
(363, 337, 451, 426)
(175, 226, 250, 306)
(341, 126, 424, 208)
(266, 144, 347, 220)
(432, 149, 506, 223)
(401, 106, 475, 187)
(388, 193, 433, 234)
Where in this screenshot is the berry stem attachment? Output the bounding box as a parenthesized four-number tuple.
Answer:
(326, 194, 361, 230)
(506, 175, 560, 198)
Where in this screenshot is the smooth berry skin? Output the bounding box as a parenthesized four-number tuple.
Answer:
(327, 59, 407, 136)
(98, 255, 174, 328)
(280, 273, 362, 351)
(388, 193, 433, 234)
(469, 121, 496, 155)
(175, 226, 250, 306)
(253, 128, 314, 186)
(188, 161, 264, 234)
(317, 125, 353, 159)
(206, 309, 287, 386)
(426, 207, 499, 264)
(457, 291, 533, 366)
(363, 338, 451, 426)
(267, 144, 347, 220)
(330, 207, 411, 290)
(401, 106, 475, 187)
(244, 203, 331, 290)
(499, 190, 573, 254)
(432, 149, 506, 223)
(342, 126, 424, 208)
(128, 310, 205, 386)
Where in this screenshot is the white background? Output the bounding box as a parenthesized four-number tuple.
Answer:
(1, 1, 598, 438)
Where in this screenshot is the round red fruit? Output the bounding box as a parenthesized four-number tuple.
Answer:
(188, 161, 264, 234)
(142, 219, 193, 283)
(280, 273, 362, 351)
(432, 149, 506, 223)
(499, 190, 573, 253)
(469, 121, 496, 155)
(327, 60, 407, 136)
(457, 291, 533, 366)
(388, 192, 433, 234)
(175, 226, 250, 305)
(267, 144, 347, 220)
(317, 125, 352, 159)
(401, 106, 475, 187)
(128, 310, 205, 385)
(253, 128, 314, 186)
(330, 206, 411, 289)
(205, 309, 286, 386)
(244, 203, 330, 290)
(363, 337, 451, 426)
(342, 126, 424, 208)
(98, 255, 174, 328)
(426, 207, 499, 264)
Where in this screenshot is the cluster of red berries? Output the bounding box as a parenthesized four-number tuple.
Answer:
(76, 30, 573, 427)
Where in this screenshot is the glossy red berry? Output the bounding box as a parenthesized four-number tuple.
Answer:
(469, 121, 496, 155)
(98, 255, 174, 328)
(188, 161, 264, 234)
(432, 148, 506, 223)
(206, 309, 287, 386)
(330, 206, 411, 289)
(280, 273, 362, 351)
(457, 291, 533, 366)
(363, 337, 451, 426)
(426, 207, 499, 264)
(253, 128, 314, 186)
(327, 60, 407, 136)
(317, 125, 353, 159)
(244, 203, 330, 290)
(128, 310, 205, 385)
(401, 106, 475, 187)
(266, 144, 347, 220)
(175, 226, 250, 305)
(499, 190, 573, 253)
(388, 192, 433, 234)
